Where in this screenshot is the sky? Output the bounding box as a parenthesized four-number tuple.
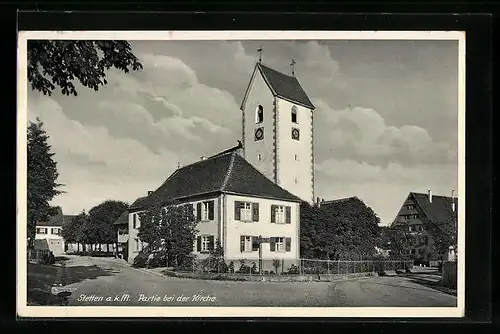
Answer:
(26, 39, 459, 225)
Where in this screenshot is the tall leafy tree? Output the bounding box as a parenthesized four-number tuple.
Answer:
(300, 197, 381, 260)
(88, 200, 129, 252)
(28, 40, 143, 96)
(61, 210, 87, 252)
(137, 201, 197, 267)
(27, 118, 63, 249)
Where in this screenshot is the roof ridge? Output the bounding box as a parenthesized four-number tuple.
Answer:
(220, 151, 237, 191)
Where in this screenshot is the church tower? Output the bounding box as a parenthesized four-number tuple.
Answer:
(240, 62, 315, 204)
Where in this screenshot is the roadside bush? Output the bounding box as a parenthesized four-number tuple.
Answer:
(132, 250, 150, 268)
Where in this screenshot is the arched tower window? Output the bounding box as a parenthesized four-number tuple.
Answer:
(255, 105, 264, 124)
(291, 105, 298, 124)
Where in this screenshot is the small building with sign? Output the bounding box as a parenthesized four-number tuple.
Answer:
(127, 143, 302, 268)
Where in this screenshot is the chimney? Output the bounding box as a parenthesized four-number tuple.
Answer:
(148, 191, 153, 196)
(451, 190, 456, 212)
(316, 197, 320, 208)
(321, 198, 325, 203)
(428, 189, 432, 203)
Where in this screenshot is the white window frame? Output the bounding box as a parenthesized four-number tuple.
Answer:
(257, 153, 262, 161)
(294, 154, 299, 161)
(275, 206, 286, 224)
(243, 236, 253, 252)
(240, 202, 252, 221)
(202, 201, 210, 221)
(294, 177, 298, 184)
(201, 235, 211, 252)
(37, 227, 47, 234)
(275, 237, 285, 252)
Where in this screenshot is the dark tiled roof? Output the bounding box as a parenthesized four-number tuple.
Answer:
(257, 63, 315, 109)
(113, 211, 129, 225)
(34, 239, 50, 250)
(37, 214, 76, 227)
(130, 150, 301, 211)
(411, 192, 457, 225)
(321, 197, 358, 206)
(241, 63, 315, 110)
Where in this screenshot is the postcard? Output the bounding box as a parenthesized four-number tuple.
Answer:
(17, 30, 465, 318)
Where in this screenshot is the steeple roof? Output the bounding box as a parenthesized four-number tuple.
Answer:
(241, 63, 315, 110)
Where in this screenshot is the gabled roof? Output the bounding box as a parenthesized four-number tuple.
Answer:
(113, 211, 129, 226)
(37, 214, 76, 227)
(321, 197, 358, 206)
(410, 192, 457, 225)
(34, 239, 50, 250)
(240, 63, 315, 110)
(130, 148, 301, 211)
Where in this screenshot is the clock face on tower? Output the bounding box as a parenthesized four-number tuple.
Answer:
(291, 128, 300, 140)
(254, 127, 264, 141)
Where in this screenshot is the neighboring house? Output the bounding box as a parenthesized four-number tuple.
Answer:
(35, 214, 75, 256)
(127, 143, 302, 270)
(114, 210, 129, 260)
(391, 190, 458, 264)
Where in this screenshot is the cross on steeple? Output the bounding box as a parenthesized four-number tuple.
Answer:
(290, 59, 296, 76)
(257, 46, 263, 63)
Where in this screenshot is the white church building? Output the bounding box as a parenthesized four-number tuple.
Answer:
(125, 61, 316, 266)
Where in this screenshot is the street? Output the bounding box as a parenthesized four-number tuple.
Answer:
(50, 255, 456, 307)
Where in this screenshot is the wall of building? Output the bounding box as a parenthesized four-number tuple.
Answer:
(242, 70, 277, 183)
(275, 97, 314, 204)
(224, 194, 300, 261)
(127, 195, 222, 264)
(35, 225, 65, 255)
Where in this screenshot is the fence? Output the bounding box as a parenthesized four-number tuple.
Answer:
(27, 249, 50, 263)
(182, 257, 413, 276)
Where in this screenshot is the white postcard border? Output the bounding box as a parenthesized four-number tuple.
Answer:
(17, 30, 466, 318)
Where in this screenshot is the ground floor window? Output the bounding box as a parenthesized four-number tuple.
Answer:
(201, 235, 210, 252)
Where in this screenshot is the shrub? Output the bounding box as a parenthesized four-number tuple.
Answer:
(132, 250, 150, 268)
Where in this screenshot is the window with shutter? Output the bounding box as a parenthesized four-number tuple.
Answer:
(270, 237, 276, 251)
(200, 235, 211, 253)
(241, 236, 253, 252)
(274, 237, 285, 252)
(240, 202, 252, 221)
(234, 201, 241, 220)
(240, 236, 245, 252)
(285, 238, 291, 252)
(252, 203, 259, 221)
(133, 214, 137, 229)
(252, 236, 260, 251)
(196, 236, 202, 252)
(270, 205, 276, 223)
(208, 201, 215, 220)
(196, 203, 202, 221)
(285, 206, 291, 224)
(209, 235, 215, 251)
(274, 205, 286, 224)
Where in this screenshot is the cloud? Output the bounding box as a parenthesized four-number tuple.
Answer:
(27, 95, 186, 214)
(313, 100, 456, 167)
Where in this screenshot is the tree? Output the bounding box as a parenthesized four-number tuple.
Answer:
(88, 200, 129, 252)
(137, 201, 198, 268)
(61, 210, 88, 252)
(428, 216, 458, 260)
(28, 40, 143, 97)
(383, 225, 412, 260)
(27, 118, 64, 249)
(300, 197, 381, 260)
